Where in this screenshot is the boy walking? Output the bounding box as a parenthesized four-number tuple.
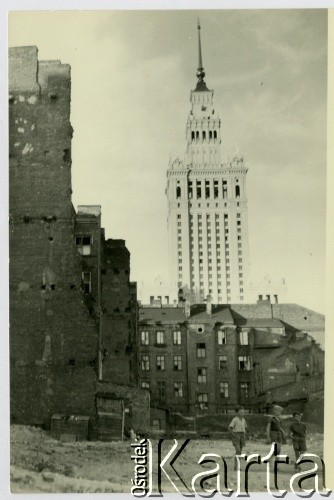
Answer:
(289, 412, 307, 470)
(229, 406, 248, 470)
(266, 404, 286, 456)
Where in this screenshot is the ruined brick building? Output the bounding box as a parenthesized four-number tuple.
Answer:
(9, 46, 148, 434)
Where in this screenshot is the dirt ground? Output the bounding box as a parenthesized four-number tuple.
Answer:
(10, 425, 326, 494)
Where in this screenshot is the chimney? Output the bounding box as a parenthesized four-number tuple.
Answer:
(257, 295, 271, 305)
(206, 295, 212, 316)
(185, 300, 191, 318)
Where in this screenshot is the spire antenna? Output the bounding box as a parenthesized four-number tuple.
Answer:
(195, 19, 208, 90)
(197, 18, 203, 71)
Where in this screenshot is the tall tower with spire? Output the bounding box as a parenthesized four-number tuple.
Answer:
(166, 21, 250, 305)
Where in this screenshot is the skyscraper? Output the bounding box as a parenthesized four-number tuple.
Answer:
(166, 21, 250, 305)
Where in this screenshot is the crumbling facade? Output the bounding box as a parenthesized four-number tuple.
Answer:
(9, 46, 99, 425)
(9, 46, 146, 432)
(100, 238, 138, 385)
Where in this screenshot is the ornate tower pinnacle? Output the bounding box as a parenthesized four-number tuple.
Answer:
(195, 19, 209, 91)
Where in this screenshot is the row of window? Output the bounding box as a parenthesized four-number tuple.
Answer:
(141, 380, 251, 405)
(180, 179, 241, 200)
(190, 130, 218, 141)
(176, 186, 241, 200)
(141, 354, 251, 371)
(141, 330, 181, 345)
(140, 330, 249, 346)
(176, 202, 241, 208)
(177, 212, 241, 225)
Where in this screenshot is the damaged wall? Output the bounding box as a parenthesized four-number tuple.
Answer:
(9, 46, 99, 425)
(96, 381, 150, 435)
(100, 239, 138, 385)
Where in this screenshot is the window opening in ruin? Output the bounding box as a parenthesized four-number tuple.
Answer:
(176, 186, 181, 199)
(235, 185, 240, 198)
(82, 272, 91, 294)
(49, 94, 58, 102)
(76, 236, 92, 256)
(63, 149, 71, 162)
(69, 284, 76, 290)
(50, 284, 56, 290)
(214, 131, 217, 140)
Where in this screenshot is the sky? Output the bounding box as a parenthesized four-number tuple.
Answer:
(8, 9, 327, 313)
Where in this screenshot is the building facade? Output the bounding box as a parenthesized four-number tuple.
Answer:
(9, 46, 148, 433)
(137, 300, 324, 418)
(166, 23, 250, 305)
(9, 47, 99, 425)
